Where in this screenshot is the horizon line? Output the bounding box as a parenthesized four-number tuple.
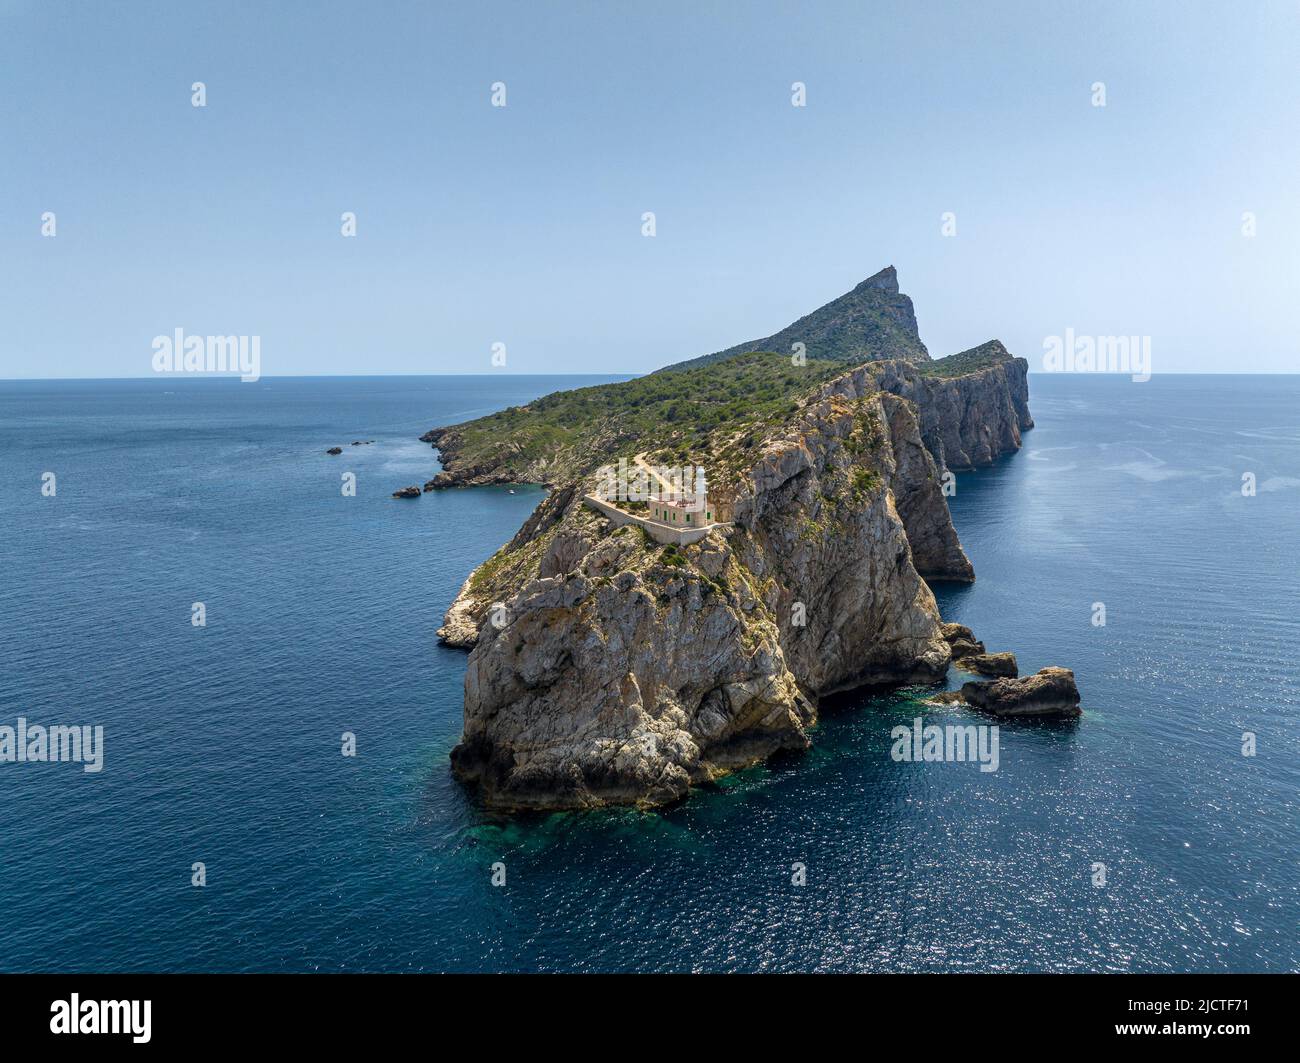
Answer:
(2, 369, 1299, 383)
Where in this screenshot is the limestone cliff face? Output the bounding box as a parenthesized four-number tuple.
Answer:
(448, 380, 963, 810)
(450, 519, 815, 809)
(723, 384, 962, 698)
(879, 393, 974, 581)
(867, 347, 1033, 471)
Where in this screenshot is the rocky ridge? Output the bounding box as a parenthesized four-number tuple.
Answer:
(663, 265, 930, 370)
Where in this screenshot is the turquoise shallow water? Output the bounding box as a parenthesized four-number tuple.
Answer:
(0, 373, 1296, 972)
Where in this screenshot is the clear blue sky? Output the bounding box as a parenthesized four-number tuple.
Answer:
(2, 0, 1296, 377)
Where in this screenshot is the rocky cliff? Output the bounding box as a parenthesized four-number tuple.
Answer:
(421, 344, 1030, 494)
(422, 269, 1037, 809)
(875, 344, 1033, 470)
(449, 381, 958, 809)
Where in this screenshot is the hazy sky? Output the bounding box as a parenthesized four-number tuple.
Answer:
(2, 0, 1297, 378)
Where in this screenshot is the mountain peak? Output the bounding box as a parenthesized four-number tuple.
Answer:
(661, 265, 929, 372)
(855, 265, 899, 294)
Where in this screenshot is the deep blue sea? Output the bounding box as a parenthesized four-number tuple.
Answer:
(1, 374, 1296, 972)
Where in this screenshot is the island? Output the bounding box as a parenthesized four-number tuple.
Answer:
(415, 267, 1077, 811)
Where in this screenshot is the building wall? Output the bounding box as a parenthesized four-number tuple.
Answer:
(583, 495, 714, 547)
(648, 501, 710, 527)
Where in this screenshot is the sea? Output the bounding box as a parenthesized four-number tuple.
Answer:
(0, 373, 1296, 972)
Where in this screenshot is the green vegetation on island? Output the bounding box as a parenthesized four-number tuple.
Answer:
(422, 269, 1021, 493)
(429, 350, 848, 484)
(914, 340, 1015, 378)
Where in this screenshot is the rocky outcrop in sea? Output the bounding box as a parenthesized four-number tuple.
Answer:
(420, 269, 1061, 809)
(961, 667, 1082, 718)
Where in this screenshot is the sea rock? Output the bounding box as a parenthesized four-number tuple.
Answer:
(958, 651, 1018, 677)
(961, 667, 1081, 718)
(449, 387, 957, 809)
(921, 690, 967, 706)
(326, 447, 343, 455)
(939, 622, 985, 658)
(392, 486, 421, 499)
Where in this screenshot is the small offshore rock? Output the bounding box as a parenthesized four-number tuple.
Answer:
(961, 667, 1081, 718)
(326, 446, 343, 455)
(392, 485, 422, 498)
(959, 651, 1017, 677)
(921, 690, 967, 706)
(939, 622, 985, 658)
